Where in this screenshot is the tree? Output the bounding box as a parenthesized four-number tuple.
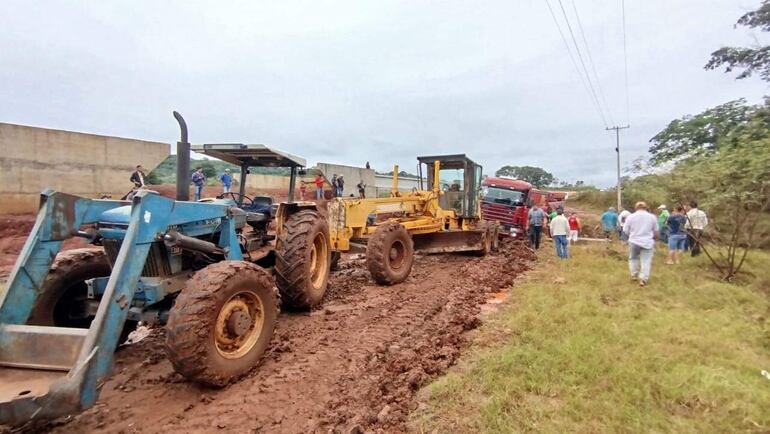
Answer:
(705, 0, 770, 81)
(494, 165, 554, 188)
(666, 123, 770, 280)
(648, 99, 754, 165)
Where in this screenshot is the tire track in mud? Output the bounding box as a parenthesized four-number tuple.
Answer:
(6, 240, 534, 434)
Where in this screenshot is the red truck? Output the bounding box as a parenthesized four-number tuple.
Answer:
(480, 176, 566, 239)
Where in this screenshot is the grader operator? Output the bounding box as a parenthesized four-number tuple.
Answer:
(328, 154, 498, 285)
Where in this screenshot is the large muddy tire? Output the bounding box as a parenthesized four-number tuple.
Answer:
(274, 209, 331, 310)
(366, 223, 414, 285)
(27, 248, 137, 343)
(165, 261, 278, 387)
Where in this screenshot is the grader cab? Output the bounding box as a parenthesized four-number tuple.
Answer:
(328, 154, 498, 285)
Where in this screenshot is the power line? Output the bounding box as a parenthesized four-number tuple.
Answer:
(543, 0, 608, 128)
(555, 0, 610, 128)
(569, 0, 614, 126)
(621, 0, 631, 124)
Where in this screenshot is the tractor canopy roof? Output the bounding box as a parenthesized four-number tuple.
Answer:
(191, 143, 306, 168)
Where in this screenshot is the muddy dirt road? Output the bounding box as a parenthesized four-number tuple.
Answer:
(3, 241, 533, 434)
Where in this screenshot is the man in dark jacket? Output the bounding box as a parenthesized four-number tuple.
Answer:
(130, 165, 145, 188)
(192, 168, 206, 201)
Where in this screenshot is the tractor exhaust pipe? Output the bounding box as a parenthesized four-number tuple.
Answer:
(173, 111, 190, 201)
(163, 230, 224, 255)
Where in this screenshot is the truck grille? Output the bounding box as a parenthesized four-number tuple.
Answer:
(102, 240, 172, 277)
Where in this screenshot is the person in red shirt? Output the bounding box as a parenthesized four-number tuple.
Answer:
(567, 211, 581, 245)
(314, 175, 325, 200)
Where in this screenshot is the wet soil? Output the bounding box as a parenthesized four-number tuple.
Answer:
(1, 239, 534, 434)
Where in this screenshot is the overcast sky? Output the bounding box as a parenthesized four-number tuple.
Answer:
(1, 0, 768, 186)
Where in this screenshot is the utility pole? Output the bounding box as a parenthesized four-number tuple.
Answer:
(606, 125, 630, 212)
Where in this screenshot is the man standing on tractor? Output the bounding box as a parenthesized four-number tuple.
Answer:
(130, 165, 146, 189)
(331, 174, 339, 197)
(192, 167, 205, 201)
(357, 181, 366, 198)
(527, 204, 546, 250)
(337, 175, 344, 197)
(314, 174, 325, 199)
(219, 168, 232, 194)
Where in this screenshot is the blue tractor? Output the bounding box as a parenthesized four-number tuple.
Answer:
(0, 113, 331, 425)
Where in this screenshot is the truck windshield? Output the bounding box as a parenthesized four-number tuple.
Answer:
(481, 186, 525, 205)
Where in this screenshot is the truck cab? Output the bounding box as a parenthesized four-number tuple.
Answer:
(480, 176, 551, 239)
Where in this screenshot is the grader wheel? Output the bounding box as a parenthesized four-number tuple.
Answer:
(165, 261, 278, 387)
(274, 209, 331, 310)
(366, 222, 414, 285)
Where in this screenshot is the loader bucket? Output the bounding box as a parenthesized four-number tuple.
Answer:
(0, 190, 159, 425)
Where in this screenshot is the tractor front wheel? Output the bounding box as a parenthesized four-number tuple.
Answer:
(165, 261, 278, 387)
(274, 209, 331, 310)
(27, 247, 137, 344)
(366, 223, 414, 285)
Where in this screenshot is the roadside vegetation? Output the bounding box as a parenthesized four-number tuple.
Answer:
(413, 243, 770, 433)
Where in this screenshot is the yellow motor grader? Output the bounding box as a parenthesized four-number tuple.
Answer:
(327, 154, 499, 284)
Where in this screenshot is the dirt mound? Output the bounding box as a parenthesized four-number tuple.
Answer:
(0, 214, 90, 278)
(2, 241, 534, 434)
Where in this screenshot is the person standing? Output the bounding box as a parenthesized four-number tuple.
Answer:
(337, 175, 345, 197)
(299, 181, 307, 200)
(618, 207, 631, 242)
(330, 174, 339, 198)
(657, 205, 670, 243)
(191, 167, 205, 201)
(219, 168, 232, 194)
(600, 207, 619, 239)
(567, 211, 581, 245)
(527, 204, 546, 249)
(365, 161, 371, 169)
(314, 174, 325, 200)
(549, 208, 570, 259)
(130, 165, 146, 189)
(623, 202, 659, 287)
(685, 201, 708, 257)
(357, 181, 366, 199)
(665, 206, 687, 265)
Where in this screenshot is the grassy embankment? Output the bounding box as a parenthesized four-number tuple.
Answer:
(413, 242, 770, 433)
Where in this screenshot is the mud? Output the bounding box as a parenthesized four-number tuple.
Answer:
(1, 239, 533, 434)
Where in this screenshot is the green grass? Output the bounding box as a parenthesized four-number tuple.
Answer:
(413, 244, 770, 433)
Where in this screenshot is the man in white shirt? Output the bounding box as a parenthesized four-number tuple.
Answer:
(622, 202, 659, 287)
(549, 208, 570, 259)
(618, 207, 632, 242)
(685, 201, 708, 257)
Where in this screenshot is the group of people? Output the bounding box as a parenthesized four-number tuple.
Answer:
(600, 201, 709, 286)
(525, 198, 710, 286)
(302, 174, 367, 200)
(526, 204, 582, 260)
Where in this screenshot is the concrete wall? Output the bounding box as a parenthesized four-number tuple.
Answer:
(0, 123, 169, 214)
(232, 173, 292, 191)
(373, 174, 426, 197)
(316, 162, 375, 198)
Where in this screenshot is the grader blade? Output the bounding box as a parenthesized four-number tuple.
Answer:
(412, 230, 485, 254)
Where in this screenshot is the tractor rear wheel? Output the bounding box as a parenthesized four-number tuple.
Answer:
(165, 261, 278, 387)
(274, 209, 331, 310)
(366, 222, 414, 285)
(27, 247, 137, 344)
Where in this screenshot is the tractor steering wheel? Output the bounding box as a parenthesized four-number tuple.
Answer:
(218, 192, 254, 207)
